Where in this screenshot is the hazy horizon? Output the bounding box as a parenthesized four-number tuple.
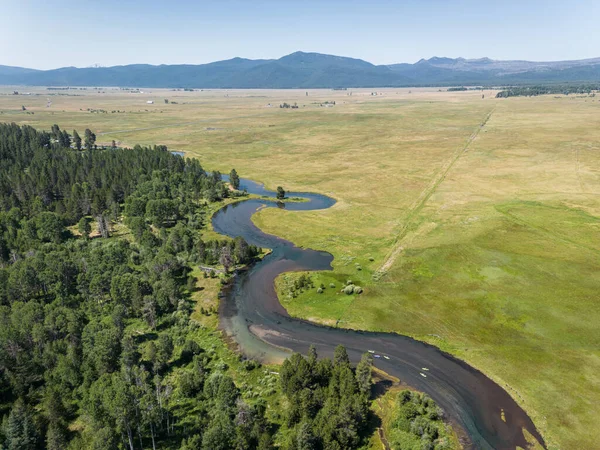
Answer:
(4, 51, 600, 72)
(2, 0, 599, 70)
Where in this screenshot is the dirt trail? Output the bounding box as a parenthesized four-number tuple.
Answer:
(374, 108, 495, 279)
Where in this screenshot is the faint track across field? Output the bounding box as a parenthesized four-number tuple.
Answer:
(374, 108, 495, 280)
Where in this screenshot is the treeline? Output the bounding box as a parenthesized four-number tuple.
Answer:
(495, 84, 600, 98)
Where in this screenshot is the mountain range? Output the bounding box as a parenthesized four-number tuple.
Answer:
(1, 51, 599, 88)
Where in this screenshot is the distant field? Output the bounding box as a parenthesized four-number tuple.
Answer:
(2, 85, 599, 449)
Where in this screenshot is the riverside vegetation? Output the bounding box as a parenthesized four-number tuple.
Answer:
(0, 123, 455, 449)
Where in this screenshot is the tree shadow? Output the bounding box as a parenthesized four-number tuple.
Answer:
(133, 331, 158, 344)
(371, 378, 394, 400)
(363, 410, 383, 448)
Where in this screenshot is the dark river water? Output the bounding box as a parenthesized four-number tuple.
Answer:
(212, 176, 545, 450)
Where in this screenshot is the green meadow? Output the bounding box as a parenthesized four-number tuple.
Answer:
(2, 86, 599, 449)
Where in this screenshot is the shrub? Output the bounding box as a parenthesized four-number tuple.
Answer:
(399, 389, 413, 404)
(242, 359, 260, 371)
(181, 340, 203, 363)
(353, 286, 363, 294)
(343, 285, 355, 295)
(215, 361, 228, 371)
(329, 283, 335, 288)
(346, 279, 352, 286)
(317, 288, 324, 294)
(369, 257, 375, 261)
(356, 266, 362, 271)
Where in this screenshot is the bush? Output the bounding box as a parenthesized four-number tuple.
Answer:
(353, 286, 363, 294)
(242, 359, 261, 371)
(329, 283, 335, 288)
(180, 340, 203, 363)
(343, 285, 355, 295)
(346, 279, 352, 286)
(317, 288, 324, 294)
(215, 361, 228, 371)
(356, 266, 362, 271)
(369, 257, 375, 261)
(399, 389, 413, 404)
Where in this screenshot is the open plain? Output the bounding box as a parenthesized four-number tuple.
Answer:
(2, 86, 599, 449)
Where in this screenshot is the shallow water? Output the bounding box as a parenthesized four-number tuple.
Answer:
(212, 176, 545, 450)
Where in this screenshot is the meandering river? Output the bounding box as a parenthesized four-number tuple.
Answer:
(212, 176, 545, 450)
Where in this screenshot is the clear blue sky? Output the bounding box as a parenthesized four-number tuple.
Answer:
(2, 0, 599, 69)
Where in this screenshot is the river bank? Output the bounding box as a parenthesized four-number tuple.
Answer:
(210, 176, 546, 450)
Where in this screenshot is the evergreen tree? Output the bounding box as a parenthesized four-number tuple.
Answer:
(73, 129, 82, 150)
(60, 129, 71, 148)
(4, 399, 40, 450)
(229, 168, 240, 190)
(84, 128, 96, 150)
(78, 217, 91, 239)
(334, 345, 350, 367)
(46, 422, 69, 450)
(277, 186, 286, 200)
(356, 353, 373, 395)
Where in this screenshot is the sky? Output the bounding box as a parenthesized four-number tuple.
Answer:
(1, 0, 599, 70)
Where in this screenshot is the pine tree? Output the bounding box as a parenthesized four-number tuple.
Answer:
(84, 128, 96, 150)
(229, 168, 240, 190)
(4, 399, 40, 450)
(276, 186, 286, 200)
(333, 345, 350, 367)
(73, 129, 82, 150)
(78, 217, 91, 239)
(356, 353, 373, 395)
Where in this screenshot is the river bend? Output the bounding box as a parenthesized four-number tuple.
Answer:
(212, 176, 545, 450)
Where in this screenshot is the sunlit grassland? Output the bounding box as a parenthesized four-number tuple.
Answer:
(259, 96, 600, 450)
(2, 86, 600, 448)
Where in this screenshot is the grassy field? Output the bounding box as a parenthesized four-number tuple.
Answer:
(2, 86, 599, 449)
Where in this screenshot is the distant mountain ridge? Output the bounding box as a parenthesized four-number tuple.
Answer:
(1, 51, 599, 88)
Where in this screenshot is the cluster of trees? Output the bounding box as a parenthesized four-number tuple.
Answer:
(280, 273, 315, 299)
(280, 346, 374, 449)
(387, 390, 456, 450)
(495, 84, 600, 98)
(0, 123, 237, 259)
(195, 236, 259, 273)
